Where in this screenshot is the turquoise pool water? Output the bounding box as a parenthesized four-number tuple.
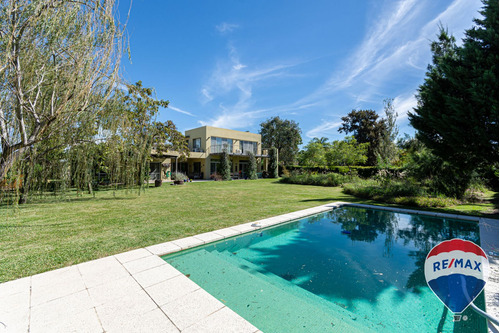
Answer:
(163, 206, 488, 332)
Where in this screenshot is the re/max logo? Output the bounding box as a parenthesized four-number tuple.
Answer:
(433, 258, 482, 272)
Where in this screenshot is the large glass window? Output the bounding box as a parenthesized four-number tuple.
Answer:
(192, 138, 201, 151)
(211, 137, 233, 153)
(240, 141, 257, 154)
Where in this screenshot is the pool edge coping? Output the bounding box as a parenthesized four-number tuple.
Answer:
(147, 202, 497, 257)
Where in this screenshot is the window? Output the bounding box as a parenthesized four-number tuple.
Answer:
(240, 141, 257, 154)
(210, 160, 220, 174)
(211, 137, 233, 153)
(193, 138, 201, 152)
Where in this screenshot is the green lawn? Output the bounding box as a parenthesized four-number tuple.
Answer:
(0, 179, 497, 282)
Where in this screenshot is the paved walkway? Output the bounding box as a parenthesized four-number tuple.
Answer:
(1, 203, 498, 332)
(1, 249, 259, 333)
(479, 216, 500, 333)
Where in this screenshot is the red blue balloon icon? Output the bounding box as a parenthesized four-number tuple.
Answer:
(424, 238, 490, 313)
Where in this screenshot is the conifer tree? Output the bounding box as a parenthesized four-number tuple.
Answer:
(409, 0, 498, 197)
(219, 149, 231, 181)
(247, 152, 257, 180)
(269, 148, 279, 178)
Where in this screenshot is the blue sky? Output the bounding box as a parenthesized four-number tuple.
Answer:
(119, 0, 483, 143)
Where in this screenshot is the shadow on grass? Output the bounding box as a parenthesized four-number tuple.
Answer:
(0, 221, 74, 228)
(300, 197, 373, 203)
(491, 192, 499, 210)
(0, 195, 138, 210)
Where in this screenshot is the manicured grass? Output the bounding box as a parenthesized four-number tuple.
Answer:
(0, 179, 497, 282)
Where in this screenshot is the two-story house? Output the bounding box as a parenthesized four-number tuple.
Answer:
(150, 126, 269, 181)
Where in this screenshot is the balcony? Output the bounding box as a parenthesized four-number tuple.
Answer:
(210, 145, 257, 155)
(210, 144, 231, 154)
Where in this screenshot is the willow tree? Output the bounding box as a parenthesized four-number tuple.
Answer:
(98, 82, 189, 192)
(0, 0, 123, 181)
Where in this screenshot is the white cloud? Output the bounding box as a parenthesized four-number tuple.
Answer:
(305, 120, 343, 139)
(283, 0, 422, 109)
(291, 0, 482, 110)
(233, 64, 247, 71)
(199, 44, 306, 128)
(393, 94, 418, 122)
(420, 0, 482, 44)
(200, 0, 483, 133)
(326, 0, 421, 90)
(360, 0, 483, 82)
(216, 22, 239, 34)
(168, 105, 195, 117)
(198, 106, 268, 129)
(201, 88, 213, 103)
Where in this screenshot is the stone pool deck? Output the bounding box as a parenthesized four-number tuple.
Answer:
(1, 203, 498, 332)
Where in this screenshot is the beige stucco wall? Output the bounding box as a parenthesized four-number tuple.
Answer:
(151, 156, 174, 180)
(184, 126, 208, 153)
(152, 126, 266, 180)
(186, 126, 262, 155)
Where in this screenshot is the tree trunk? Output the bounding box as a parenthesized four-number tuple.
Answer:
(18, 152, 34, 204)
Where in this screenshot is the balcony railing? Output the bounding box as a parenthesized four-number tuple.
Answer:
(210, 144, 232, 154)
(210, 145, 257, 155)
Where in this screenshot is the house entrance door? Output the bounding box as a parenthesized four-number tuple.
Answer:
(239, 162, 248, 179)
(193, 162, 201, 179)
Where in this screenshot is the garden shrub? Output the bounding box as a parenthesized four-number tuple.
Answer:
(286, 165, 380, 178)
(172, 172, 187, 181)
(342, 177, 461, 208)
(391, 196, 459, 207)
(279, 172, 347, 187)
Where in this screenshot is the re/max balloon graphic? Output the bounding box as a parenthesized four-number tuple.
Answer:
(424, 238, 490, 314)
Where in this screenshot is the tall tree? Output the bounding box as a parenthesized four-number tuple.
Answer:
(0, 0, 123, 180)
(409, 0, 498, 197)
(219, 149, 231, 181)
(298, 140, 327, 167)
(376, 98, 399, 167)
(14, 81, 186, 203)
(325, 136, 368, 167)
(152, 120, 189, 157)
(247, 152, 257, 180)
(312, 137, 330, 148)
(338, 110, 385, 165)
(260, 116, 302, 166)
(268, 147, 279, 178)
(102, 81, 188, 188)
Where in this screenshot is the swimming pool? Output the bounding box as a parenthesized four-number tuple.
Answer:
(163, 206, 488, 332)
